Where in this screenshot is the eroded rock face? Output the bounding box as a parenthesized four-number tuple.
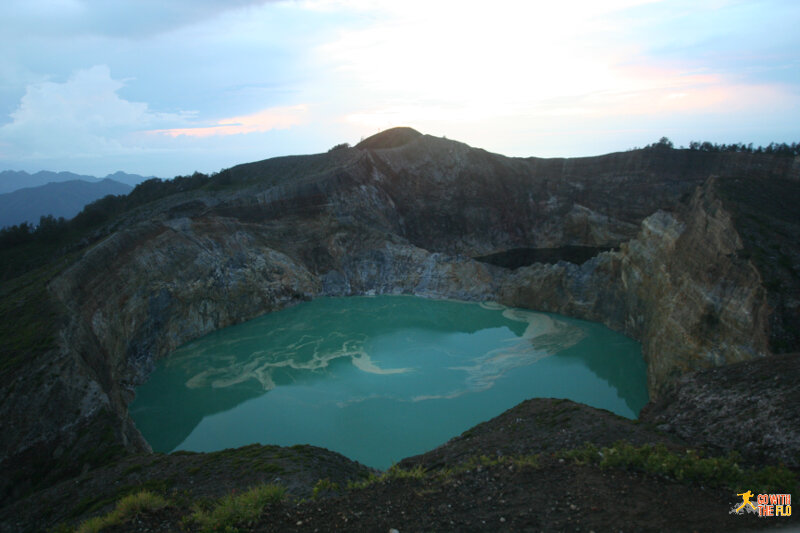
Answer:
(1, 129, 797, 499)
(498, 178, 770, 395)
(640, 352, 800, 467)
(51, 218, 320, 389)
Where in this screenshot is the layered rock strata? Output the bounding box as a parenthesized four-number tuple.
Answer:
(499, 178, 770, 393)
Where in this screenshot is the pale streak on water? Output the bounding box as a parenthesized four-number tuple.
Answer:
(177, 300, 582, 394)
(131, 295, 648, 469)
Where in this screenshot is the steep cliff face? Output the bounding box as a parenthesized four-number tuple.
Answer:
(632, 179, 771, 390)
(715, 176, 800, 353)
(1, 129, 796, 502)
(498, 178, 770, 395)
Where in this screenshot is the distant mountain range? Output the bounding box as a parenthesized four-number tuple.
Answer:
(0, 178, 134, 228)
(0, 169, 152, 194)
(0, 169, 154, 229)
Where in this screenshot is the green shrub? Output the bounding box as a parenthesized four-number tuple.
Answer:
(350, 454, 540, 490)
(189, 484, 286, 533)
(311, 478, 340, 499)
(385, 463, 426, 480)
(346, 472, 381, 490)
(75, 490, 167, 533)
(561, 441, 797, 493)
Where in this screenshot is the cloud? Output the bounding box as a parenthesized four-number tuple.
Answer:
(0, 65, 188, 159)
(1, 0, 797, 174)
(149, 105, 309, 138)
(0, 64, 314, 175)
(316, 2, 661, 122)
(323, 0, 798, 136)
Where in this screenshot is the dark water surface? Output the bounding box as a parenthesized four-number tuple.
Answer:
(130, 295, 648, 469)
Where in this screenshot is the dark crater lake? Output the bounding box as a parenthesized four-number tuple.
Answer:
(474, 246, 617, 269)
(130, 295, 648, 469)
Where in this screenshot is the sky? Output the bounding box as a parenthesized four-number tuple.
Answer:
(0, 0, 798, 178)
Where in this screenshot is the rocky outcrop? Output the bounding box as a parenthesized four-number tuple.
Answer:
(1, 128, 797, 505)
(498, 177, 771, 395)
(715, 176, 800, 353)
(50, 218, 320, 388)
(641, 352, 800, 467)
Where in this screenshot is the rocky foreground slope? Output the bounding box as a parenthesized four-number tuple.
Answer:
(1, 128, 798, 530)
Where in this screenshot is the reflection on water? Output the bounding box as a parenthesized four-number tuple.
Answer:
(130, 295, 649, 468)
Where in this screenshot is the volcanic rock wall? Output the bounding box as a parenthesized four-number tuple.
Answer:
(499, 178, 770, 394)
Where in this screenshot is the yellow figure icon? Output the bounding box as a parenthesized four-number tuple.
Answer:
(736, 490, 757, 513)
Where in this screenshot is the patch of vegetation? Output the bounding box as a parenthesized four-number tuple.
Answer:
(0, 252, 75, 380)
(686, 140, 800, 156)
(69, 474, 175, 522)
(342, 464, 422, 490)
(311, 478, 340, 499)
(237, 444, 266, 457)
(255, 462, 284, 474)
(346, 471, 383, 490)
(512, 455, 541, 469)
(122, 463, 143, 476)
(171, 450, 198, 456)
(0, 217, 71, 280)
(633, 137, 800, 156)
(561, 442, 797, 493)
(347, 455, 541, 491)
(290, 444, 317, 455)
(69, 494, 113, 519)
(74, 491, 167, 533)
(0, 172, 219, 280)
(187, 483, 286, 533)
(385, 463, 427, 481)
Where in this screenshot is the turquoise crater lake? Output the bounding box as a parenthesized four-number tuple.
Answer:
(130, 295, 649, 469)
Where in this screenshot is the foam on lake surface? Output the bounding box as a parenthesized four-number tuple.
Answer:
(130, 295, 648, 469)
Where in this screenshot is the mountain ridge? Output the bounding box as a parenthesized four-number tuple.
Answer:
(0, 178, 133, 228)
(0, 169, 153, 194)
